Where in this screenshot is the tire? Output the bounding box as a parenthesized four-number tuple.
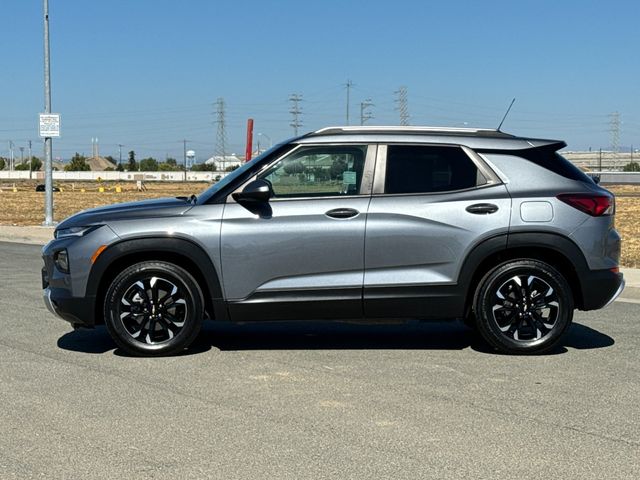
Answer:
(473, 259, 573, 354)
(104, 261, 204, 356)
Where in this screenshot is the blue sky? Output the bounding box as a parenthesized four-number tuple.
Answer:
(1, 0, 638, 162)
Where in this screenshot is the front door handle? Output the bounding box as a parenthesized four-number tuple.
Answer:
(466, 203, 499, 215)
(325, 208, 359, 219)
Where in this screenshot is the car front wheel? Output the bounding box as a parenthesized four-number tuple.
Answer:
(104, 261, 204, 356)
(473, 259, 573, 354)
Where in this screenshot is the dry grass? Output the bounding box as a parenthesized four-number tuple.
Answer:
(608, 185, 640, 268)
(1, 181, 638, 266)
(0, 181, 206, 226)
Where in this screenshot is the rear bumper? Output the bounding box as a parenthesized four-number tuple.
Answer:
(580, 270, 625, 310)
(43, 287, 96, 327)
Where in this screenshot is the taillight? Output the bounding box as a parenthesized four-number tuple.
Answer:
(557, 193, 614, 216)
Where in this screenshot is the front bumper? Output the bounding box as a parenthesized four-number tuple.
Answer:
(42, 286, 96, 327)
(580, 270, 625, 310)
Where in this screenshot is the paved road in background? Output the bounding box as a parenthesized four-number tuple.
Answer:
(1, 242, 639, 479)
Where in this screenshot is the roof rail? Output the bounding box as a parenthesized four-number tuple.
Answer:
(313, 125, 502, 135)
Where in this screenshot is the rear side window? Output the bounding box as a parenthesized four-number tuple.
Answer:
(384, 145, 485, 194)
(523, 150, 594, 183)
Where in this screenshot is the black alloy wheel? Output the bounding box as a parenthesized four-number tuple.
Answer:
(104, 261, 204, 356)
(474, 259, 573, 354)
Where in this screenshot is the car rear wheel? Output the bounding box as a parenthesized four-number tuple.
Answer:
(473, 259, 573, 354)
(104, 261, 204, 356)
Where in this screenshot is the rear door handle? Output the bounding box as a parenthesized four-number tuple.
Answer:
(466, 203, 499, 215)
(325, 208, 359, 219)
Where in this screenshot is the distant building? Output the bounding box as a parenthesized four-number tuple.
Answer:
(204, 154, 243, 171)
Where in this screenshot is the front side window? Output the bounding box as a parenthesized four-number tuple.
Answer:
(384, 145, 485, 194)
(259, 145, 367, 198)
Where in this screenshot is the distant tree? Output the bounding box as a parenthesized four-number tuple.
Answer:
(139, 157, 159, 171)
(65, 153, 91, 171)
(191, 163, 216, 172)
(0, 157, 5, 170)
(330, 158, 347, 179)
(15, 157, 40, 170)
(225, 165, 240, 172)
(30, 156, 42, 171)
(283, 161, 304, 175)
(104, 155, 116, 164)
(166, 157, 177, 167)
(127, 150, 137, 171)
(116, 163, 124, 172)
(623, 162, 640, 172)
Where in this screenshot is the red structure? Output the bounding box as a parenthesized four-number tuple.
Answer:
(245, 118, 254, 162)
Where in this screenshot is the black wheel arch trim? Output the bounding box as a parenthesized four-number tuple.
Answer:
(87, 235, 228, 323)
(460, 231, 606, 312)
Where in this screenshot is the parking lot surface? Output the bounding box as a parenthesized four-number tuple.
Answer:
(1, 241, 639, 479)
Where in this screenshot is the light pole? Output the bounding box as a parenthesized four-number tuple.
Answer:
(43, 0, 54, 226)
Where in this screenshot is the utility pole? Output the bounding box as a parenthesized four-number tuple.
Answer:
(182, 139, 188, 181)
(28, 140, 33, 178)
(598, 148, 602, 172)
(8, 141, 14, 171)
(43, 0, 54, 226)
(118, 143, 123, 166)
(289, 93, 303, 136)
(345, 80, 354, 125)
(360, 98, 374, 125)
(214, 97, 228, 173)
(19, 146, 25, 165)
(394, 86, 410, 126)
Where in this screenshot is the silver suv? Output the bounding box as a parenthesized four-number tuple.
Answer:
(42, 126, 625, 356)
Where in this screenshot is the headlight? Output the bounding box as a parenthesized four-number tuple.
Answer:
(54, 249, 69, 273)
(54, 225, 100, 239)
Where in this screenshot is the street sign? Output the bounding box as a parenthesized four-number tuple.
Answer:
(39, 113, 60, 137)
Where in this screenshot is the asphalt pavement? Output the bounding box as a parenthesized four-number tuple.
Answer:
(0, 241, 638, 479)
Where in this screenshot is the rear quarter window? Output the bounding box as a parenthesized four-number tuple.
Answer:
(522, 150, 594, 183)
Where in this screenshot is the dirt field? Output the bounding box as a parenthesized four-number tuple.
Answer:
(1, 180, 638, 266)
(0, 181, 206, 226)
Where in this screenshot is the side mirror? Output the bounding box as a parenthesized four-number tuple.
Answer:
(232, 179, 272, 204)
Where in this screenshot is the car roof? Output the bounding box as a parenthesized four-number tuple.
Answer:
(296, 126, 566, 151)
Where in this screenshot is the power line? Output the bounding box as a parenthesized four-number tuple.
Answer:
(394, 86, 410, 126)
(289, 93, 303, 135)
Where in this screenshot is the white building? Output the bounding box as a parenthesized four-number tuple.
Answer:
(204, 154, 243, 171)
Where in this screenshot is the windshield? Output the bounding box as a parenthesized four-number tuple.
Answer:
(197, 144, 285, 202)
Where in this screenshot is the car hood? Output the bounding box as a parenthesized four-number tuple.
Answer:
(56, 197, 194, 230)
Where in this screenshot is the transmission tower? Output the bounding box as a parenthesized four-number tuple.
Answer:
(360, 98, 374, 125)
(289, 94, 303, 135)
(214, 97, 227, 170)
(609, 111, 620, 170)
(394, 86, 409, 126)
